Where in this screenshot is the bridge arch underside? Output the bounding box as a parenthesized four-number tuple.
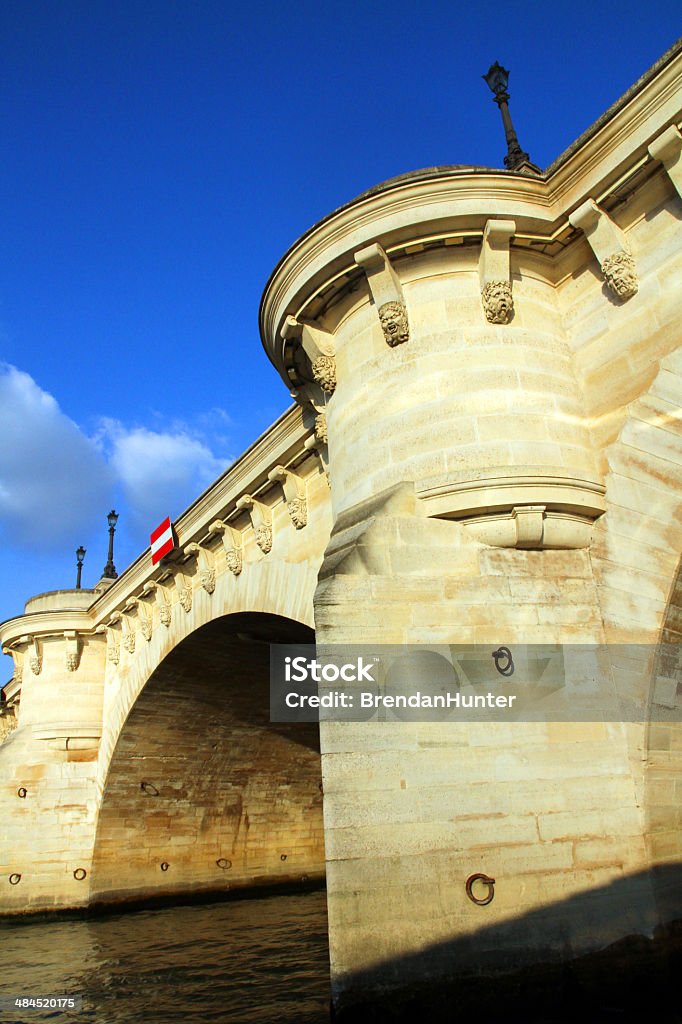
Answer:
(90, 613, 323, 907)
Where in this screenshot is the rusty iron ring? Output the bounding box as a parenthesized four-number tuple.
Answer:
(160, 861, 169, 871)
(9, 873, 21, 885)
(216, 858, 232, 870)
(492, 646, 514, 677)
(466, 873, 495, 905)
(73, 868, 87, 881)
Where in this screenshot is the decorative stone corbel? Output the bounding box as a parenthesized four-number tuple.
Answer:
(125, 596, 152, 642)
(2, 645, 23, 685)
(236, 494, 273, 553)
(354, 242, 410, 346)
(142, 580, 172, 627)
(208, 520, 243, 576)
(314, 412, 328, 444)
(120, 611, 136, 654)
(174, 570, 193, 613)
(64, 631, 81, 672)
(568, 199, 638, 299)
(183, 542, 216, 594)
(21, 636, 42, 676)
(479, 220, 515, 324)
(513, 505, 546, 549)
(99, 615, 122, 665)
(268, 466, 308, 529)
(281, 316, 337, 394)
(648, 125, 682, 200)
(304, 434, 331, 487)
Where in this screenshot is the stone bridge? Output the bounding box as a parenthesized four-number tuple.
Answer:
(2, 42, 682, 1020)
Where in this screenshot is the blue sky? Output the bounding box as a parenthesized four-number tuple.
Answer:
(0, 2, 679, 653)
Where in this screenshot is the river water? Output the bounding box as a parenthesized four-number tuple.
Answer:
(0, 889, 330, 1024)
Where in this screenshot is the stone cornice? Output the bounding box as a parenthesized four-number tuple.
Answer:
(259, 44, 682, 383)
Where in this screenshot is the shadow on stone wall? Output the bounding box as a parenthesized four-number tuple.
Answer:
(332, 862, 682, 1023)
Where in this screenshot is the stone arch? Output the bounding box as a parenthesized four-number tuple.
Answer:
(89, 609, 323, 908)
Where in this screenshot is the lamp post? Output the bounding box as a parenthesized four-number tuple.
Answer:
(483, 62, 537, 173)
(75, 546, 86, 589)
(102, 510, 119, 579)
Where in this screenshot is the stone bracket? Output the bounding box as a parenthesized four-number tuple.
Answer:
(63, 631, 81, 672)
(568, 199, 638, 299)
(648, 125, 682, 199)
(125, 596, 153, 642)
(304, 434, 331, 487)
(142, 580, 172, 627)
(236, 494, 273, 553)
(512, 505, 546, 549)
(282, 316, 337, 394)
(268, 466, 308, 529)
(479, 220, 515, 324)
(183, 542, 216, 594)
(208, 520, 243, 576)
(174, 570, 193, 613)
(20, 635, 42, 676)
(2, 644, 24, 685)
(99, 615, 122, 665)
(354, 242, 409, 346)
(118, 610, 136, 654)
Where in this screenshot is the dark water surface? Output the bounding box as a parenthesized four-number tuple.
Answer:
(0, 890, 330, 1024)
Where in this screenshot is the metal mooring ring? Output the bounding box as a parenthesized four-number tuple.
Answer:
(466, 873, 495, 905)
(73, 868, 87, 881)
(492, 646, 514, 677)
(141, 781, 159, 796)
(17, 787, 27, 799)
(216, 858, 232, 870)
(9, 873, 21, 885)
(160, 862, 169, 872)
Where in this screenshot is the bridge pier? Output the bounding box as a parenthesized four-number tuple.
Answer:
(259, 49, 682, 1018)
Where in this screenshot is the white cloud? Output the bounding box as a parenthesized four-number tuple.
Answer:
(0, 364, 233, 555)
(0, 365, 113, 547)
(100, 420, 229, 530)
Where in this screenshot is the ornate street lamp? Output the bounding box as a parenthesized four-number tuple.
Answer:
(102, 510, 119, 580)
(75, 546, 86, 589)
(483, 62, 538, 174)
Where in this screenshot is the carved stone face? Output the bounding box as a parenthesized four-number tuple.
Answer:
(255, 524, 273, 554)
(314, 413, 328, 444)
(287, 497, 308, 530)
(311, 355, 337, 393)
(378, 301, 409, 347)
(601, 250, 638, 299)
(226, 549, 243, 576)
(482, 281, 514, 324)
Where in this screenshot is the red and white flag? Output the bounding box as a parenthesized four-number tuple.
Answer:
(150, 517, 175, 565)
